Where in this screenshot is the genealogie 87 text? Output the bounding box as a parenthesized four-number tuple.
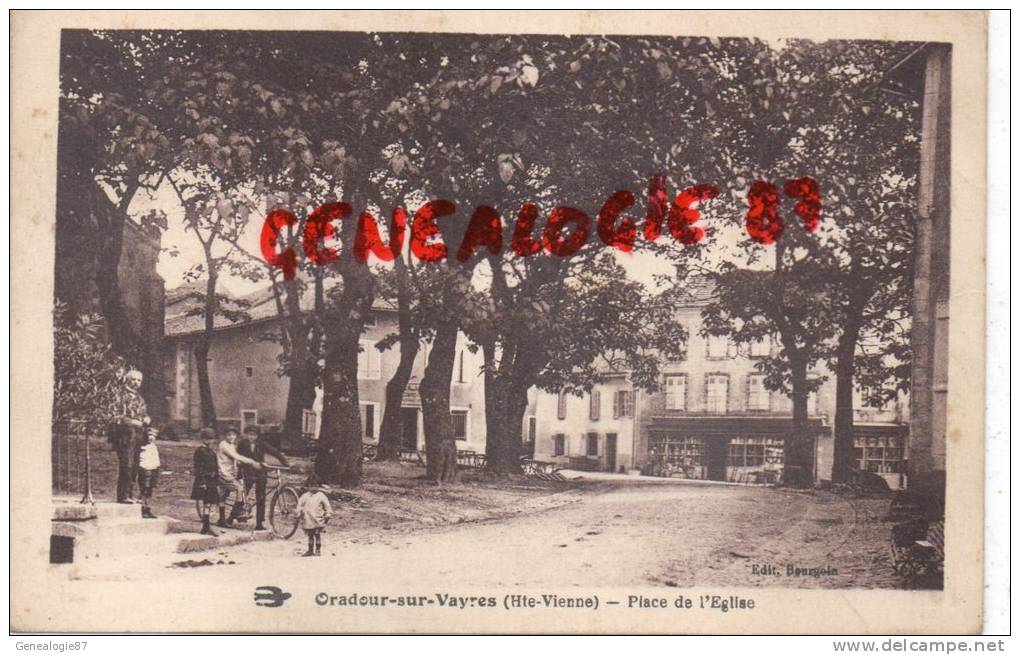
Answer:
(260, 175, 821, 279)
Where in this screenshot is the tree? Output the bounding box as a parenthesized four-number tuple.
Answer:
(52, 302, 129, 434)
(669, 39, 920, 485)
(169, 178, 255, 426)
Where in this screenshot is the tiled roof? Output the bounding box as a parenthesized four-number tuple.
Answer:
(165, 282, 396, 338)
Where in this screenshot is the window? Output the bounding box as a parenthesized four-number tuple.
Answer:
(853, 434, 905, 474)
(589, 390, 601, 420)
(807, 390, 819, 416)
(241, 409, 258, 433)
(747, 374, 770, 411)
(359, 403, 377, 440)
(749, 338, 771, 358)
(301, 409, 317, 439)
(358, 340, 381, 379)
(525, 416, 537, 442)
(244, 366, 254, 378)
(457, 350, 466, 383)
(706, 334, 730, 359)
(706, 375, 729, 413)
(557, 391, 568, 420)
(451, 410, 468, 441)
(613, 390, 634, 418)
(653, 435, 706, 467)
(586, 432, 599, 456)
(664, 374, 687, 411)
(728, 437, 770, 467)
(553, 433, 566, 456)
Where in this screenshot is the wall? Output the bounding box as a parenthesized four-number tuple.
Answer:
(168, 308, 487, 450)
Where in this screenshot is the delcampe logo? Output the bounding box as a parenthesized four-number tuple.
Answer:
(254, 586, 292, 608)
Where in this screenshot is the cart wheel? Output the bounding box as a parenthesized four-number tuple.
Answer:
(270, 486, 301, 539)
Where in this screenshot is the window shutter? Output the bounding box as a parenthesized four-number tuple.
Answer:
(612, 391, 620, 418)
(590, 390, 601, 420)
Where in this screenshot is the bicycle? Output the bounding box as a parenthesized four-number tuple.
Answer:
(195, 464, 302, 539)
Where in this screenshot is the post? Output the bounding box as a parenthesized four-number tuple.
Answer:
(80, 433, 94, 505)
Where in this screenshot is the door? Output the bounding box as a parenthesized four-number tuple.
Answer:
(706, 437, 728, 481)
(400, 408, 419, 450)
(605, 433, 618, 472)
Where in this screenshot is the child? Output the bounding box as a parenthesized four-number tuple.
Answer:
(297, 478, 333, 557)
(216, 428, 260, 527)
(137, 427, 161, 518)
(190, 427, 221, 535)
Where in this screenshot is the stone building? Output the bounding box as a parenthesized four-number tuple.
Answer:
(532, 280, 910, 488)
(163, 286, 488, 453)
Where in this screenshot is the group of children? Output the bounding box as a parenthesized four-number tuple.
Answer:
(140, 425, 334, 556)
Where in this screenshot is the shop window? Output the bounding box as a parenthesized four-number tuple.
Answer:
(664, 374, 687, 411)
(747, 374, 770, 411)
(586, 432, 599, 456)
(853, 434, 904, 473)
(728, 439, 765, 467)
(451, 410, 468, 441)
(553, 433, 566, 456)
(589, 390, 601, 420)
(654, 435, 705, 467)
(706, 375, 729, 413)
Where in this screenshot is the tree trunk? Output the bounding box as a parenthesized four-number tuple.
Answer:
(281, 273, 316, 449)
(377, 341, 419, 461)
(377, 258, 419, 462)
(420, 317, 459, 482)
(785, 354, 814, 488)
(195, 268, 219, 427)
(832, 320, 863, 483)
(482, 339, 507, 470)
(315, 192, 375, 487)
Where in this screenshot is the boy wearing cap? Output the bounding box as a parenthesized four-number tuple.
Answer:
(238, 425, 290, 531)
(190, 427, 221, 535)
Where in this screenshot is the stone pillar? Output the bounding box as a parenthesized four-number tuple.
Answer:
(908, 44, 951, 501)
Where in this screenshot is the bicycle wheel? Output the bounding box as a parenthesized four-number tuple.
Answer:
(269, 486, 301, 539)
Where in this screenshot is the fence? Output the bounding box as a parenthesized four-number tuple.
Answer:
(51, 420, 96, 503)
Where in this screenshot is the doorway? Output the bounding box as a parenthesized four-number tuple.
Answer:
(605, 433, 618, 472)
(400, 407, 419, 450)
(706, 437, 728, 481)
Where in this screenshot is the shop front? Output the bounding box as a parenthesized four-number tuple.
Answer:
(646, 416, 828, 483)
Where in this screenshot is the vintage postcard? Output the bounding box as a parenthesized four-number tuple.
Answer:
(10, 10, 988, 634)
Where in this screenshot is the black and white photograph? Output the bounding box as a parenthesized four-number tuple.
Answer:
(10, 10, 989, 635)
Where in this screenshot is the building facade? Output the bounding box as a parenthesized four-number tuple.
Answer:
(164, 287, 487, 453)
(532, 298, 910, 488)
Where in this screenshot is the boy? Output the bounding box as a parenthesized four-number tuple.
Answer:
(297, 478, 333, 556)
(190, 427, 220, 535)
(137, 427, 161, 519)
(217, 428, 261, 527)
(238, 425, 290, 531)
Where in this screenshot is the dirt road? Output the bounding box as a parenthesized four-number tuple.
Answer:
(89, 481, 900, 590)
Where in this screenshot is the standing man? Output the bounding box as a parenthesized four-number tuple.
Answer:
(114, 369, 149, 504)
(238, 425, 290, 531)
